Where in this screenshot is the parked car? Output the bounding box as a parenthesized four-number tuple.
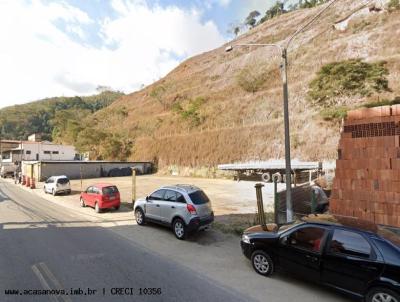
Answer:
(80, 183, 120, 213)
(134, 185, 214, 240)
(44, 175, 71, 196)
(0, 165, 16, 178)
(240, 215, 400, 302)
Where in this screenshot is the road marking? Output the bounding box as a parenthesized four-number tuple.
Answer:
(32, 262, 72, 302)
(31, 264, 59, 302)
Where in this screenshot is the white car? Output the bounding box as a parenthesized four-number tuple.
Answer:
(44, 175, 71, 196)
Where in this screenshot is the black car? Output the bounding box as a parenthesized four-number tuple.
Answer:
(241, 215, 400, 302)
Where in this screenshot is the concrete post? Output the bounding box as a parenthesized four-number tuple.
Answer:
(255, 183, 266, 227)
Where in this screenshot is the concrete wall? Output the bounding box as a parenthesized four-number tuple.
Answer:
(23, 161, 153, 181)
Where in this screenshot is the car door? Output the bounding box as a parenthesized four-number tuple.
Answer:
(92, 187, 102, 206)
(83, 186, 94, 206)
(45, 177, 53, 192)
(145, 189, 165, 221)
(278, 225, 328, 281)
(321, 228, 384, 295)
(160, 190, 187, 223)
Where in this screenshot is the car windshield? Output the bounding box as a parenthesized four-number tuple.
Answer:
(188, 190, 210, 205)
(378, 226, 400, 248)
(57, 178, 69, 184)
(278, 221, 303, 234)
(102, 186, 119, 195)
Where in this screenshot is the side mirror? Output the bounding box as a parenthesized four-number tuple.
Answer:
(146, 196, 149, 201)
(280, 236, 288, 245)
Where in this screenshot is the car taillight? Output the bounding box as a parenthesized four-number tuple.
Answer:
(187, 204, 197, 215)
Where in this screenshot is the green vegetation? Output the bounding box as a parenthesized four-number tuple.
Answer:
(236, 66, 267, 93)
(172, 96, 206, 127)
(320, 106, 348, 121)
(362, 96, 400, 108)
(308, 59, 390, 106)
(0, 90, 123, 141)
(150, 84, 168, 110)
(388, 0, 400, 11)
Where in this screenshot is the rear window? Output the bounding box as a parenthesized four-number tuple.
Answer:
(57, 178, 69, 184)
(188, 190, 209, 205)
(102, 186, 119, 195)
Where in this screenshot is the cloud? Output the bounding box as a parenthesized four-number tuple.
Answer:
(0, 0, 226, 107)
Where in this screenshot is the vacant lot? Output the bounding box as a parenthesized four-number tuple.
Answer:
(67, 175, 285, 215)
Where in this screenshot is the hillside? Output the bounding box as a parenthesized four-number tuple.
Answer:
(83, 0, 399, 170)
(0, 91, 124, 141)
(5, 0, 400, 172)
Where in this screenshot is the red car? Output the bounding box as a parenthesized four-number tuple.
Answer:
(80, 183, 121, 213)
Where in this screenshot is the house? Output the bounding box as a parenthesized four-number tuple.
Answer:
(0, 135, 77, 164)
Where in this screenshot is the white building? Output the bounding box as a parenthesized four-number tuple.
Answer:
(1, 140, 77, 163)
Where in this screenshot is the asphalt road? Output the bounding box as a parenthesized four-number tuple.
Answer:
(0, 180, 254, 302)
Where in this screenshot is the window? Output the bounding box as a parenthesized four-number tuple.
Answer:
(46, 177, 54, 184)
(43, 151, 51, 154)
(176, 192, 186, 203)
(287, 227, 326, 253)
(149, 190, 166, 200)
(86, 187, 94, 194)
(52, 151, 59, 154)
(102, 186, 119, 195)
(57, 178, 69, 184)
(164, 190, 177, 202)
(329, 229, 371, 258)
(188, 190, 210, 205)
(26, 150, 31, 155)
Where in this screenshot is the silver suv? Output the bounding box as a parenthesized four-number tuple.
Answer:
(134, 185, 214, 240)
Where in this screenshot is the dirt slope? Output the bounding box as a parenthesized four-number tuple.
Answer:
(93, 0, 400, 169)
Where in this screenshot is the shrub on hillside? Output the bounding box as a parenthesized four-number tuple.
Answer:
(363, 96, 400, 108)
(172, 97, 206, 127)
(236, 67, 267, 93)
(388, 0, 400, 11)
(308, 59, 390, 106)
(320, 106, 348, 121)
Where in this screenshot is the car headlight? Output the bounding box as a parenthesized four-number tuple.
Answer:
(242, 234, 250, 244)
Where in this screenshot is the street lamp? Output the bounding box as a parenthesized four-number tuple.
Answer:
(225, 43, 293, 222)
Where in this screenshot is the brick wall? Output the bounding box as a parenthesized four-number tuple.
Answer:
(330, 105, 400, 227)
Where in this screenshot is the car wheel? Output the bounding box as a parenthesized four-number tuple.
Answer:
(173, 218, 186, 240)
(114, 205, 120, 211)
(80, 197, 86, 207)
(95, 202, 101, 213)
(251, 250, 274, 276)
(52, 189, 57, 196)
(366, 287, 400, 302)
(135, 208, 145, 225)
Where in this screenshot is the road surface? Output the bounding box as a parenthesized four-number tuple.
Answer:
(0, 180, 253, 302)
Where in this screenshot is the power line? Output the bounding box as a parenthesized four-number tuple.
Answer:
(286, 0, 341, 49)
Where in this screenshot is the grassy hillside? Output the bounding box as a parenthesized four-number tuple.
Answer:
(5, 0, 400, 170)
(0, 91, 124, 141)
(84, 0, 399, 169)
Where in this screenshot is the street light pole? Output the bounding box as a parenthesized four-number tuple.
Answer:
(281, 47, 293, 222)
(225, 43, 293, 222)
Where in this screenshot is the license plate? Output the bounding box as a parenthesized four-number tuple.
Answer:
(109, 196, 115, 200)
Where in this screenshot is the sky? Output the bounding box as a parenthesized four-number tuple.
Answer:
(0, 0, 277, 108)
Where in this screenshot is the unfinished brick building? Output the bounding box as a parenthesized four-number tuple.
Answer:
(330, 105, 400, 228)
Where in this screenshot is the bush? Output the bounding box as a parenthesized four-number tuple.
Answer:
(320, 106, 348, 121)
(388, 0, 400, 11)
(308, 59, 390, 106)
(362, 97, 400, 108)
(236, 67, 267, 93)
(172, 97, 206, 127)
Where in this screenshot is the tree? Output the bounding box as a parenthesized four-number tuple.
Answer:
(245, 10, 261, 28)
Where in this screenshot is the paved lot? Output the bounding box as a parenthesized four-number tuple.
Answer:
(1, 178, 351, 302)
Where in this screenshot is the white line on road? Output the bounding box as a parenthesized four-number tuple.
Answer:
(31, 262, 72, 302)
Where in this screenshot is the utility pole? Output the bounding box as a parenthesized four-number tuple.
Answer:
(225, 0, 339, 223)
(281, 47, 293, 222)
